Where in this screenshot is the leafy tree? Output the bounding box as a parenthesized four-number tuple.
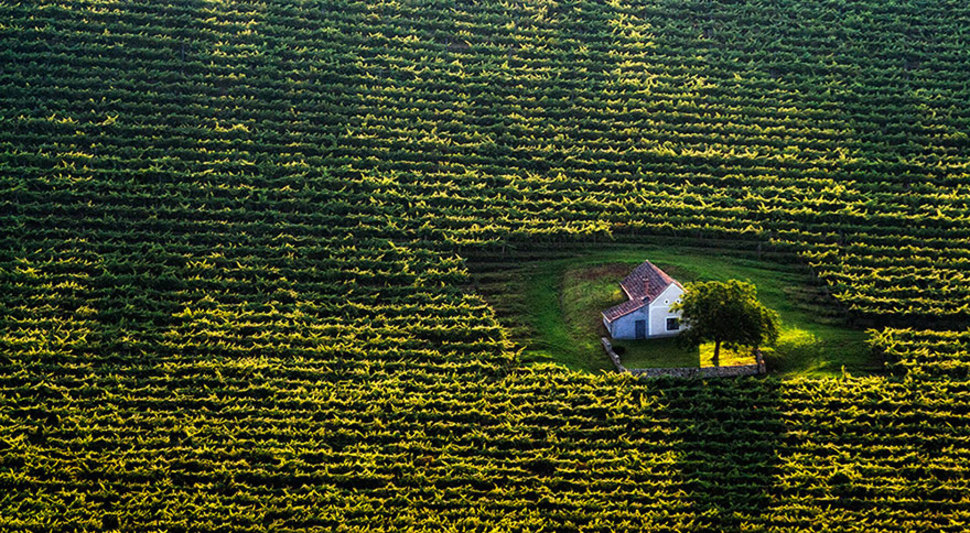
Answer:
(671, 280, 780, 367)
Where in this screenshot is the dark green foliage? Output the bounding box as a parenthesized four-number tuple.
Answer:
(871, 328, 970, 380)
(673, 280, 781, 366)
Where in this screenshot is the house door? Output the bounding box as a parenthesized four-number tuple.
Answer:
(634, 320, 646, 339)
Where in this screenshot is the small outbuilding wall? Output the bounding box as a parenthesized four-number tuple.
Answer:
(604, 306, 649, 339)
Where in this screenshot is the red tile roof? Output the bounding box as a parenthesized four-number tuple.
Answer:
(603, 261, 682, 322)
(602, 298, 645, 322)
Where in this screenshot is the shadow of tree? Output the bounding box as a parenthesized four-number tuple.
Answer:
(646, 376, 784, 529)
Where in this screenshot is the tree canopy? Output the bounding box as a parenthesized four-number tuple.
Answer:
(671, 280, 780, 367)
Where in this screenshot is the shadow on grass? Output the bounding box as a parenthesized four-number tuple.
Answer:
(613, 336, 701, 368)
(645, 376, 783, 528)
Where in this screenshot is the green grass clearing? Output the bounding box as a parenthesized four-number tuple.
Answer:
(510, 245, 878, 378)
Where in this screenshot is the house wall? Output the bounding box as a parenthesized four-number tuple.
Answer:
(648, 284, 685, 338)
(607, 306, 650, 340)
(605, 284, 687, 340)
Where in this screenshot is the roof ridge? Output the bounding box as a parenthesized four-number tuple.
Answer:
(604, 260, 680, 322)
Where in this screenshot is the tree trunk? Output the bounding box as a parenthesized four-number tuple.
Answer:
(713, 340, 721, 367)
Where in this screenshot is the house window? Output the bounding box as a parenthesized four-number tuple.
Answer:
(666, 317, 680, 331)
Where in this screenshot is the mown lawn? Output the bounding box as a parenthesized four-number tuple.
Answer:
(516, 246, 878, 378)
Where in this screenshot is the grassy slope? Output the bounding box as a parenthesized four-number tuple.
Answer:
(518, 246, 876, 378)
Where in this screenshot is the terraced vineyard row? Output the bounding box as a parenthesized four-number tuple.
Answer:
(875, 328, 970, 380)
(0, 238, 513, 376)
(2, 0, 970, 529)
(4, 0, 970, 319)
(3, 367, 970, 530)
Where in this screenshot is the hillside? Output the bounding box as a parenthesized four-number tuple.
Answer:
(2, 0, 970, 530)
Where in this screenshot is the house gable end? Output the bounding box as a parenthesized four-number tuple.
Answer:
(648, 283, 683, 308)
(602, 261, 686, 339)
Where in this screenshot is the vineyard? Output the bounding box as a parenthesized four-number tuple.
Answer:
(2, 0, 970, 530)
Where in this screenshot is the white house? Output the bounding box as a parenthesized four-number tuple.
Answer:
(602, 261, 686, 340)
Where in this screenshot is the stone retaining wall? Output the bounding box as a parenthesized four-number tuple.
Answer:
(601, 337, 766, 379)
(601, 337, 628, 372)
